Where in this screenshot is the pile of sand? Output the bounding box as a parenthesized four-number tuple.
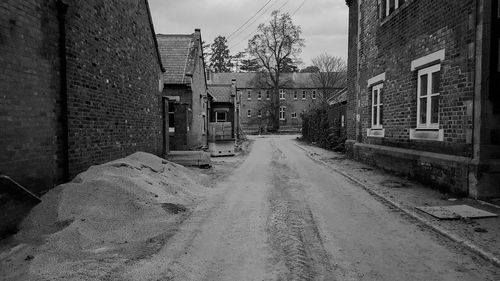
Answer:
(1, 152, 209, 280)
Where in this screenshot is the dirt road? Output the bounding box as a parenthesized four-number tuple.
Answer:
(122, 135, 500, 281)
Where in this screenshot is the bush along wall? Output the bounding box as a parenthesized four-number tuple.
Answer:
(301, 107, 346, 151)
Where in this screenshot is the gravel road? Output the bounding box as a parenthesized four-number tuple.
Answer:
(122, 135, 500, 281)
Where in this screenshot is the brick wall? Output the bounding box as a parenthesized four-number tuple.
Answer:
(355, 0, 475, 157)
(64, 0, 164, 176)
(0, 0, 64, 194)
(346, 0, 358, 143)
(187, 35, 208, 148)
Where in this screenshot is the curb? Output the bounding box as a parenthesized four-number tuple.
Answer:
(294, 143, 500, 268)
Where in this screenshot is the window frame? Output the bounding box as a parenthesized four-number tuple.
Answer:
(294, 91, 298, 100)
(302, 90, 306, 100)
(247, 109, 251, 118)
(416, 64, 441, 130)
(258, 110, 262, 117)
(247, 91, 251, 100)
(279, 106, 286, 120)
(371, 83, 383, 129)
(266, 90, 270, 100)
(279, 89, 286, 100)
(258, 91, 262, 100)
(291, 112, 297, 119)
(312, 90, 316, 100)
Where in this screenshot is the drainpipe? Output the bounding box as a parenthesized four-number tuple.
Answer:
(57, 0, 69, 181)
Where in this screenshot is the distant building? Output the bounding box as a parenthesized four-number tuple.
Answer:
(208, 72, 340, 133)
(207, 80, 240, 156)
(345, 0, 500, 198)
(157, 29, 209, 150)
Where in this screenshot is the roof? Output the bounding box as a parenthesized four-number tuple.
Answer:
(327, 88, 348, 105)
(157, 30, 202, 84)
(207, 84, 233, 103)
(208, 72, 328, 89)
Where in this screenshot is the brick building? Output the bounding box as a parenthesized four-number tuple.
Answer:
(208, 72, 339, 133)
(0, 0, 166, 236)
(157, 29, 209, 150)
(345, 0, 500, 198)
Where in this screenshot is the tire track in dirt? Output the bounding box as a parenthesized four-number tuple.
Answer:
(267, 140, 335, 281)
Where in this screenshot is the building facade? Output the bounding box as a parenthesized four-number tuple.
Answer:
(346, 0, 500, 198)
(0, 0, 166, 237)
(0, 0, 166, 195)
(157, 29, 209, 150)
(209, 72, 338, 133)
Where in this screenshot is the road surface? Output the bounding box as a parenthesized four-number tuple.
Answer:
(123, 135, 499, 281)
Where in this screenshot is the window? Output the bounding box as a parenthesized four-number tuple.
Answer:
(341, 115, 345, 127)
(302, 90, 306, 100)
(381, 0, 405, 18)
(258, 110, 262, 117)
(215, 111, 227, 122)
(279, 106, 286, 120)
(294, 91, 298, 100)
(291, 112, 297, 119)
(258, 91, 262, 100)
(279, 90, 286, 100)
(312, 90, 316, 99)
(417, 64, 440, 129)
(247, 109, 251, 118)
(371, 84, 383, 129)
(266, 90, 270, 100)
(247, 91, 251, 100)
(168, 102, 175, 133)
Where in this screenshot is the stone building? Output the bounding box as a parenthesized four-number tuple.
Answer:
(157, 29, 209, 150)
(208, 72, 339, 133)
(0, 0, 166, 236)
(345, 0, 500, 198)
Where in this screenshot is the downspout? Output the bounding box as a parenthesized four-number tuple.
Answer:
(56, 0, 69, 181)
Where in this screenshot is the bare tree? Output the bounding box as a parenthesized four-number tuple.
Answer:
(311, 53, 347, 105)
(247, 10, 305, 131)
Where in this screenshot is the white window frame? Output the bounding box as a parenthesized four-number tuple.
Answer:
(417, 64, 440, 130)
(279, 106, 285, 120)
(291, 112, 297, 119)
(247, 109, 251, 118)
(312, 90, 316, 100)
(294, 91, 298, 100)
(302, 90, 306, 100)
(279, 90, 286, 100)
(385, 0, 404, 17)
(258, 110, 262, 117)
(371, 84, 383, 129)
(247, 91, 251, 100)
(266, 90, 270, 100)
(258, 91, 262, 100)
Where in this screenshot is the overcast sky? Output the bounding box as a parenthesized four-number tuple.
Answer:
(148, 0, 348, 68)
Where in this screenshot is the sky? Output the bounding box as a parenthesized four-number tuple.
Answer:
(148, 0, 349, 68)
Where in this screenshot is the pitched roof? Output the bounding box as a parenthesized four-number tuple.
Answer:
(157, 31, 201, 84)
(208, 72, 327, 89)
(207, 84, 233, 102)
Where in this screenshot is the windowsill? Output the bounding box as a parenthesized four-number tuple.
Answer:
(367, 128, 385, 138)
(409, 128, 444, 141)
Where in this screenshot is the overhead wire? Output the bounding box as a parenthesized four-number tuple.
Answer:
(227, 0, 274, 40)
(227, 0, 283, 45)
(228, 0, 302, 51)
